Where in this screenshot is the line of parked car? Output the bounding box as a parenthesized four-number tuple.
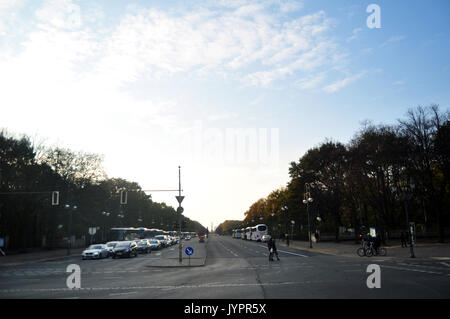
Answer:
(81, 235, 180, 260)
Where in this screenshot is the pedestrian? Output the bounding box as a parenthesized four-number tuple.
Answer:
(286, 233, 289, 246)
(268, 238, 280, 261)
(315, 230, 320, 242)
(400, 232, 407, 248)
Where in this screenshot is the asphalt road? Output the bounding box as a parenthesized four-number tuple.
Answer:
(1, 235, 449, 299)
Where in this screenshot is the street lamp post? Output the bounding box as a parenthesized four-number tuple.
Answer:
(271, 211, 275, 238)
(101, 211, 110, 242)
(291, 220, 295, 241)
(64, 204, 77, 256)
(303, 183, 313, 249)
(394, 180, 416, 258)
(281, 205, 288, 243)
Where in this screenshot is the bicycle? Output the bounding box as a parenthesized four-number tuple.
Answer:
(357, 239, 369, 257)
(365, 242, 387, 257)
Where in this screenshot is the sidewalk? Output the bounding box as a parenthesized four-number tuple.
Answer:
(277, 239, 450, 260)
(0, 248, 84, 267)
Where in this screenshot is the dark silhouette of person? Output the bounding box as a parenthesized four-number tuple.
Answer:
(268, 238, 280, 261)
(374, 234, 381, 253)
(400, 232, 407, 248)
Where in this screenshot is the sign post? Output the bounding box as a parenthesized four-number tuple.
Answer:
(89, 227, 97, 245)
(0, 237, 5, 256)
(185, 246, 194, 266)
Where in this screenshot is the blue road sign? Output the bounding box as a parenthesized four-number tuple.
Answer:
(185, 246, 194, 256)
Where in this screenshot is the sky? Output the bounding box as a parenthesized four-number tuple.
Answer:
(1, 0, 449, 230)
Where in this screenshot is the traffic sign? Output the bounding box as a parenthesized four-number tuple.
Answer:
(176, 196, 185, 204)
(120, 190, 127, 205)
(185, 246, 194, 256)
(52, 191, 59, 206)
(177, 207, 184, 214)
(88, 227, 97, 235)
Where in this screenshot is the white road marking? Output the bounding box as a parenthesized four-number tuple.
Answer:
(257, 245, 309, 258)
(109, 291, 137, 296)
(0, 280, 336, 294)
(382, 265, 444, 275)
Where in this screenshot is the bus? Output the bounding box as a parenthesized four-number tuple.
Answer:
(249, 224, 268, 242)
(244, 227, 252, 240)
(108, 227, 164, 241)
(234, 229, 242, 239)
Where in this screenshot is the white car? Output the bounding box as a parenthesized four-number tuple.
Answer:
(149, 239, 162, 250)
(82, 244, 109, 259)
(105, 241, 119, 256)
(261, 235, 271, 242)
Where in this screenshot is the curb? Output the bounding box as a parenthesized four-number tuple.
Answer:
(0, 253, 82, 267)
(277, 242, 450, 260)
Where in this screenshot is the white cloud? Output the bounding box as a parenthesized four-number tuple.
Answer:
(323, 71, 366, 93)
(208, 113, 239, 121)
(295, 72, 327, 90)
(380, 35, 406, 48)
(0, 0, 25, 35)
(35, 0, 82, 30)
(346, 27, 362, 42)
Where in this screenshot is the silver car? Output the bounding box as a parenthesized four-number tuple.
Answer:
(105, 241, 119, 256)
(82, 244, 109, 259)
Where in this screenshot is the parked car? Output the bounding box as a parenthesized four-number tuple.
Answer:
(111, 241, 138, 258)
(82, 244, 109, 260)
(155, 235, 170, 248)
(136, 239, 152, 254)
(105, 241, 119, 256)
(149, 239, 162, 250)
(261, 234, 271, 242)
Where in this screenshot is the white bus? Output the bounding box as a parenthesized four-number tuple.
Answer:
(233, 229, 242, 239)
(249, 224, 268, 242)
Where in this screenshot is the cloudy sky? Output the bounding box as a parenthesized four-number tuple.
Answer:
(1, 0, 449, 229)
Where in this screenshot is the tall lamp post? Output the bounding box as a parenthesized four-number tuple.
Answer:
(281, 205, 288, 245)
(64, 204, 77, 255)
(101, 211, 110, 242)
(303, 183, 313, 248)
(393, 179, 416, 258)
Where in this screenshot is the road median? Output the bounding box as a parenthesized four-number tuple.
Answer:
(146, 238, 208, 268)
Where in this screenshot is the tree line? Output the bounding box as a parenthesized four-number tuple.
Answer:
(217, 105, 450, 242)
(0, 131, 206, 250)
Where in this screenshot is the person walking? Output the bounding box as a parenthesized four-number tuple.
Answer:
(400, 232, 407, 248)
(268, 237, 280, 261)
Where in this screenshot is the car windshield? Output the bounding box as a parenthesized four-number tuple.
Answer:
(88, 245, 103, 250)
(115, 242, 130, 248)
(106, 242, 117, 247)
(138, 241, 147, 246)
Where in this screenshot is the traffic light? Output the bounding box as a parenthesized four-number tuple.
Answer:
(52, 191, 59, 206)
(120, 190, 127, 205)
